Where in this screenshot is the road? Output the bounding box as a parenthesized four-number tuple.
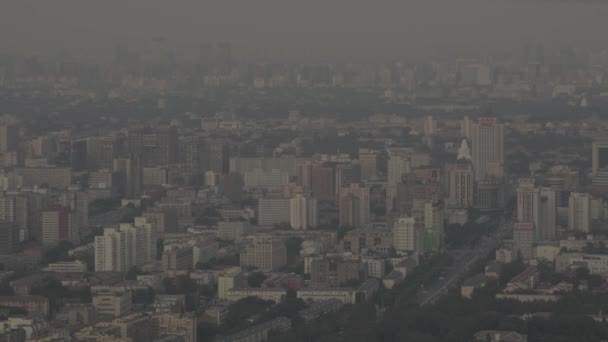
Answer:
(417, 217, 512, 306)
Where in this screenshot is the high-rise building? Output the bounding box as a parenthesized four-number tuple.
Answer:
(0, 221, 20, 255)
(162, 246, 193, 271)
(446, 161, 474, 209)
(94, 218, 157, 272)
(41, 207, 76, 247)
(113, 157, 143, 198)
(334, 163, 360, 200)
(127, 126, 178, 167)
(0, 194, 28, 240)
(60, 189, 88, 233)
(339, 183, 369, 227)
(513, 222, 534, 261)
(289, 194, 318, 229)
(257, 198, 290, 226)
(204, 140, 229, 175)
(311, 164, 335, 201)
(539, 188, 557, 241)
(471, 117, 504, 181)
(240, 234, 287, 272)
(358, 149, 378, 181)
(424, 116, 437, 136)
(516, 178, 540, 230)
(423, 201, 444, 252)
(387, 155, 410, 214)
(393, 216, 418, 253)
(592, 136, 608, 187)
(568, 192, 591, 232)
(87, 136, 116, 170)
(0, 123, 18, 154)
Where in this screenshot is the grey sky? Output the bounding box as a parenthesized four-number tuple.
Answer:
(1, 0, 607, 59)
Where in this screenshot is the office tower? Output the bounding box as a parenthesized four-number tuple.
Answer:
(0, 123, 18, 154)
(424, 201, 444, 252)
(446, 161, 474, 209)
(334, 163, 360, 197)
(87, 136, 116, 170)
(127, 126, 178, 167)
(311, 164, 335, 201)
(143, 209, 178, 235)
(240, 234, 287, 272)
(516, 178, 540, 229)
(475, 178, 504, 210)
(513, 223, 534, 261)
(568, 192, 591, 232)
(0, 194, 28, 240)
(218, 268, 245, 300)
(393, 216, 417, 253)
(94, 218, 157, 272)
(162, 246, 193, 271)
(461, 116, 473, 140)
(15, 167, 72, 188)
(592, 136, 608, 187)
(387, 154, 410, 214)
(60, 189, 89, 232)
(539, 188, 557, 241)
(204, 140, 229, 175)
(143, 167, 169, 186)
(178, 135, 205, 178)
(0, 221, 20, 254)
(218, 172, 244, 203)
(204, 171, 219, 187)
(424, 116, 437, 136)
(25, 192, 52, 241)
(217, 221, 252, 241)
(244, 169, 289, 191)
(296, 160, 313, 190)
(41, 207, 77, 247)
(339, 183, 370, 227)
(113, 156, 143, 198)
(471, 117, 504, 181)
(289, 194, 318, 229)
(394, 171, 441, 218)
(257, 198, 290, 226)
(70, 139, 88, 171)
(358, 149, 378, 181)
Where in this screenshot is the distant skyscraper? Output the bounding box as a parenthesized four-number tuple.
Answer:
(240, 234, 287, 272)
(94, 218, 157, 272)
(0, 123, 18, 153)
(423, 201, 444, 252)
(568, 192, 591, 232)
(592, 136, 608, 187)
(539, 188, 557, 241)
(204, 140, 229, 175)
(358, 149, 378, 181)
(339, 183, 370, 227)
(446, 161, 474, 209)
(87, 136, 116, 170)
(0, 221, 20, 255)
(41, 207, 77, 247)
(311, 164, 335, 201)
(113, 157, 143, 198)
(516, 178, 540, 228)
(393, 216, 418, 253)
(471, 117, 504, 181)
(290, 194, 318, 230)
(513, 222, 534, 261)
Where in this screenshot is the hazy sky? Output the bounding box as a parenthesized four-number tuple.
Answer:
(2, 0, 607, 59)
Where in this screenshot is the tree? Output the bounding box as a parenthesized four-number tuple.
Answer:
(247, 272, 267, 288)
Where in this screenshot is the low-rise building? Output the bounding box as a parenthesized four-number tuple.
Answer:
(297, 288, 356, 304)
(227, 288, 286, 303)
(215, 317, 291, 342)
(461, 273, 487, 299)
(0, 296, 49, 317)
